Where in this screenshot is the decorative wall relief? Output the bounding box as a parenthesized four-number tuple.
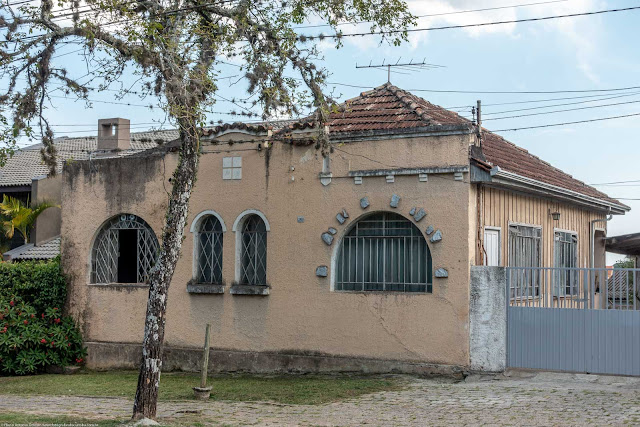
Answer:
(435, 268, 449, 278)
(430, 230, 442, 243)
(360, 197, 370, 209)
(321, 232, 334, 245)
(316, 266, 328, 277)
(425, 225, 434, 235)
(413, 208, 426, 222)
(390, 194, 400, 208)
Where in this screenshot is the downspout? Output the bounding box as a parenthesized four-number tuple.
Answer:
(590, 207, 613, 268)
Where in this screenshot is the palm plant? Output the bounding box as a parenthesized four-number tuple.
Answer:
(0, 195, 59, 245)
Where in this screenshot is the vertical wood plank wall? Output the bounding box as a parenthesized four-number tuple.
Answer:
(481, 186, 607, 268)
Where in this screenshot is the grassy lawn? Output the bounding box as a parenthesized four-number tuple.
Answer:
(0, 371, 401, 405)
(0, 412, 124, 425)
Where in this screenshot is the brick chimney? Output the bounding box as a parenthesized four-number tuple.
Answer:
(97, 118, 131, 150)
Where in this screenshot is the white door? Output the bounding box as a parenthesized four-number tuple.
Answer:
(484, 228, 500, 266)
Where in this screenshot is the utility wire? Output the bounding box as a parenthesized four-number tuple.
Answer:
(480, 91, 640, 115)
(489, 111, 640, 132)
(296, 0, 572, 29)
(320, 5, 640, 39)
(9, 4, 640, 43)
(484, 98, 640, 121)
(590, 180, 640, 186)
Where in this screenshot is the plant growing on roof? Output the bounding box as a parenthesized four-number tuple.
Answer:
(0, 0, 414, 420)
(0, 196, 59, 245)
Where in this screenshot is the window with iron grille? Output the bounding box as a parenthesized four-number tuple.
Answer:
(239, 214, 267, 285)
(195, 215, 224, 284)
(335, 212, 432, 292)
(91, 214, 159, 284)
(553, 231, 578, 297)
(508, 224, 542, 298)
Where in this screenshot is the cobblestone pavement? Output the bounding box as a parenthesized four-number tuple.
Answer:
(1, 371, 640, 426)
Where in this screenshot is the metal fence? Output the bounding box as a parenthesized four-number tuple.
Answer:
(507, 267, 640, 376)
(507, 267, 640, 310)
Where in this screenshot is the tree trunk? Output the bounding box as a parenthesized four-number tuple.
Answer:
(132, 117, 200, 420)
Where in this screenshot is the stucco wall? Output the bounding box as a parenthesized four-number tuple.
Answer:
(31, 174, 62, 244)
(469, 266, 506, 372)
(62, 132, 475, 369)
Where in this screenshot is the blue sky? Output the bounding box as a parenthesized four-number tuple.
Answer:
(16, 0, 640, 262)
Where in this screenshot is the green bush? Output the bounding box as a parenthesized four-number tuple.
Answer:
(0, 296, 86, 375)
(0, 257, 86, 375)
(0, 257, 67, 314)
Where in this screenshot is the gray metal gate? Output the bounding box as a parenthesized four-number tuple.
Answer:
(507, 267, 640, 376)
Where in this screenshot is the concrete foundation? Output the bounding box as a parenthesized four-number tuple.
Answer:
(86, 341, 465, 378)
(469, 266, 506, 372)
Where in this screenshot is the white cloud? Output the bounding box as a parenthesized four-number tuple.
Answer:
(340, 0, 607, 81)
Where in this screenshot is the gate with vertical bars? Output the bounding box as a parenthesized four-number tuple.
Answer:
(506, 267, 640, 376)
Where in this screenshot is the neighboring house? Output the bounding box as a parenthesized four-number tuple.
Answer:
(0, 119, 175, 257)
(59, 83, 629, 373)
(2, 236, 62, 262)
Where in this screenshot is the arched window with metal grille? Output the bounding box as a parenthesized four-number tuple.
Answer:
(239, 214, 268, 285)
(91, 214, 159, 284)
(194, 215, 224, 284)
(335, 212, 432, 292)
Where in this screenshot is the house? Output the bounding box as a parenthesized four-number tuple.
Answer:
(58, 83, 629, 373)
(0, 119, 176, 258)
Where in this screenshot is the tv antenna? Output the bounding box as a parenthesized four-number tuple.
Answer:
(355, 58, 446, 83)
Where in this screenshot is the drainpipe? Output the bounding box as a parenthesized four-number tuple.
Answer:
(590, 207, 613, 268)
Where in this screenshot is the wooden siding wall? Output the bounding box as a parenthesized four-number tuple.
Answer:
(480, 186, 607, 268)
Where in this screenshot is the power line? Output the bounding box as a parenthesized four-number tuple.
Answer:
(315, 80, 640, 95)
(48, 94, 260, 117)
(590, 180, 640, 186)
(9, 4, 640, 43)
(481, 91, 640, 115)
(296, 0, 571, 29)
(489, 111, 640, 132)
(311, 5, 640, 39)
(484, 98, 640, 121)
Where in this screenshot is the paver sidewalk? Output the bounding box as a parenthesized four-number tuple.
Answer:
(1, 371, 639, 426)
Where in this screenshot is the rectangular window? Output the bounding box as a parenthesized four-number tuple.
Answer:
(483, 227, 501, 267)
(553, 230, 578, 297)
(508, 224, 542, 298)
(222, 156, 242, 180)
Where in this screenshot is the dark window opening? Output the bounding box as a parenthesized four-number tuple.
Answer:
(118, 229, 138, 283)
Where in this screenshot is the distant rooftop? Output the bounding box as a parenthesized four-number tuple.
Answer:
(0, 130, 178, 187)
(0, 119, 300, 188)
(3, 236, 61, 261)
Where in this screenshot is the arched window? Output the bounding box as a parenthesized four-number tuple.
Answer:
(239, 214, 267, 285)
(91, 214, 159, 284)
(335, 212, 432, 292)
(194, 215, 224, 284)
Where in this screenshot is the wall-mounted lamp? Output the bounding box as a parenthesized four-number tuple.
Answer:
(549, 209, 561, 221)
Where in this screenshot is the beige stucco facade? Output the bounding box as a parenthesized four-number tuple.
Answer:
(60, 124, 617, 372)
(62, 130, 476, 370)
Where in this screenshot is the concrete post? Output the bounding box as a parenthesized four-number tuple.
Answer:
(469, 266, 507, 372)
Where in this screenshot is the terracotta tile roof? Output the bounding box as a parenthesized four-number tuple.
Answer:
(481, 131, 627, 208)
(280, 82, 625, 209)
(202, 119, 297, 136)
(280, 83, 472, 135)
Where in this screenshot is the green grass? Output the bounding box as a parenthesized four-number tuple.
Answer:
(0, 412, 124, 425)
(0, 371, 401, 405)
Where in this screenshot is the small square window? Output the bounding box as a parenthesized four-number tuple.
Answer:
(223, 156, 242, 180)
